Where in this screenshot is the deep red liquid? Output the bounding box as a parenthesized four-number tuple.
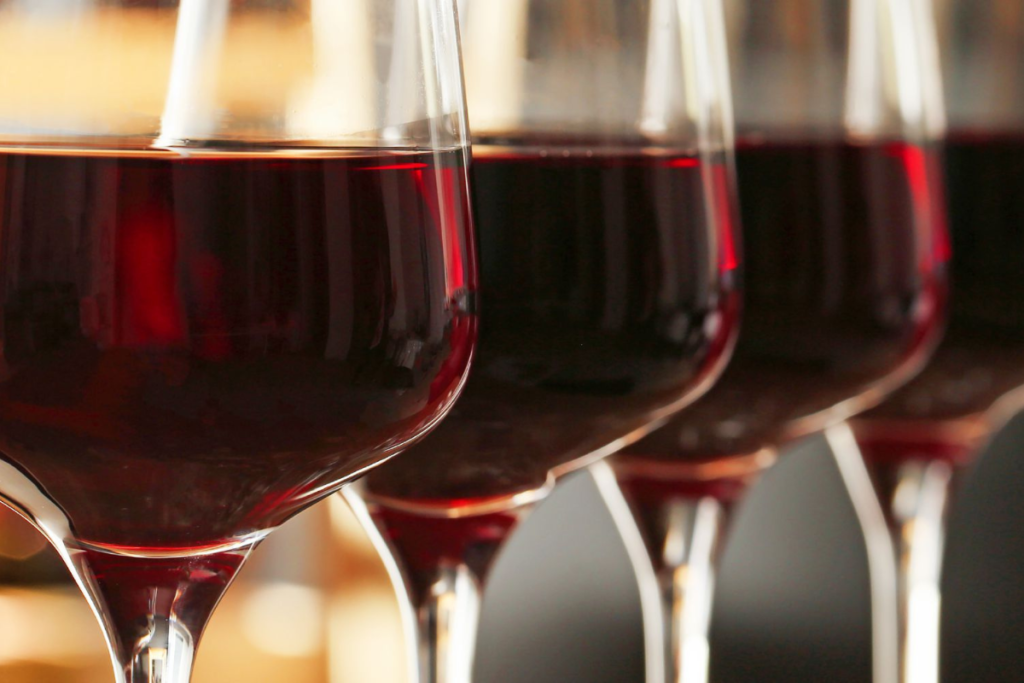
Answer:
(367, 502, 520, 600)
(364, 143, 738, 505)
(854, 132, 1024, 464)
(614, 138, 947, 485)
(0, 148, 477, 549)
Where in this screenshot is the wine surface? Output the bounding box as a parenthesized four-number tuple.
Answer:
(615, 137, 947, 474)
(0, 148, 476, 549)
(364, 142, 738, 504)
(853, 132, 1024, 463)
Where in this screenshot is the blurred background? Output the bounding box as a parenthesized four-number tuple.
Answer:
(3, 412, 1024, 682)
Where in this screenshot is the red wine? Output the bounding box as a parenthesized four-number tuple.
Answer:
(365, 501, 520, 601)
(613, 137, 947, 483)
(363, 142, 738, 505)
(0, 148, 477, 550)
(854, 132, 1024, 464)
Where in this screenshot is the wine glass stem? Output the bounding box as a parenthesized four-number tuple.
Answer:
(829, 423, 956, 683)
(889, 463, 951, 683)
(344, 489, 533, 683)
(119, 615, 197, 683)
(650, 499, 728, 683)
(592, 463, 731, 683)
(410, 560, 484, 683)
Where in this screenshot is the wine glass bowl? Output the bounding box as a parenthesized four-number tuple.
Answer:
(611, 0, 949, 478)
(0, 2, 476, 681)
(360, 0, 739, 508)
(850, 1, 1024, 463)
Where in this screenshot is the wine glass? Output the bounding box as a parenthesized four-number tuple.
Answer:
(590, 1, 948, 682)
(836, 2, 1024, 682)
(0, 1, 476, 681)
(342, 1, 739, 681)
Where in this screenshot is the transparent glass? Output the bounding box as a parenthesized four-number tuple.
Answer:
(344, 1, 741, 681)
(0, 2, 476, 682)
(839, 2, 1024, 681)
(594, 1, 949, 682)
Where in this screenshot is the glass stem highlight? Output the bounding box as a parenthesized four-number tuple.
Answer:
(829, 422, 961, 683)
(887, 460, 953, 683)
(409, 559, 484, 683)
(592, 461, 737, 683)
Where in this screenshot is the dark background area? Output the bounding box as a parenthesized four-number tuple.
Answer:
(474, 414, 1024, 682)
